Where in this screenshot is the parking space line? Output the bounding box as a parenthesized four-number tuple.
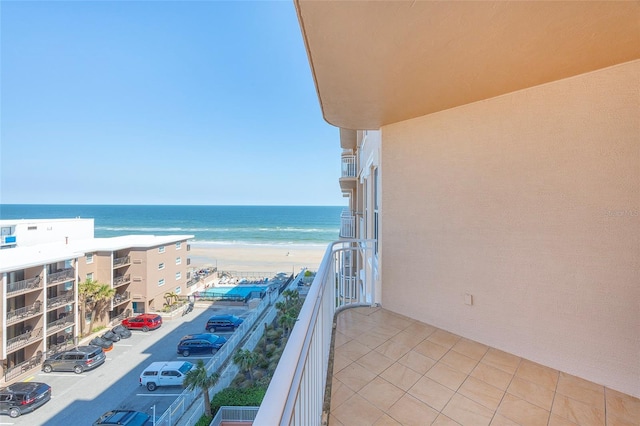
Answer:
(136, 393, 182, 397)
(41, 374, 86, 377)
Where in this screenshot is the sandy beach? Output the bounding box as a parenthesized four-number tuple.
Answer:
(188, 243, 328, 276)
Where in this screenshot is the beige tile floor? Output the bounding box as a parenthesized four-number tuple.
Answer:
(328, 307, 639, 426)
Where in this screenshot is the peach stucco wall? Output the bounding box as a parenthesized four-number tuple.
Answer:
(380, 60, 639, 397)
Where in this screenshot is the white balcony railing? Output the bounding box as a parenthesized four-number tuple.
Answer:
(254, 239, 377, 426)
(341, 154, 357, 178)
(340, 210, 355, 238)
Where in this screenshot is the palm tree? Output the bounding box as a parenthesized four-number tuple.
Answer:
(163, 291, 179, 307)
(183, 359, 219, 418)
(279, 312, 297, 339)
(233, 348, 257, 382)
(79, 279, 115, 335)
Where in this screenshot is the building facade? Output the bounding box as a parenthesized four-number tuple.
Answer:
(0, 219, 193, 382)
(299, 1, 639, 399)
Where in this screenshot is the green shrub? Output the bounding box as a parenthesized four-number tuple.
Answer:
(232, 375, 246, 387)
(267, 329, 281, 341)
(211, 387, 267, 416)
(194, 415, 212, 426)
(265, 343, 277, 355)
(257, 354, 269, 370)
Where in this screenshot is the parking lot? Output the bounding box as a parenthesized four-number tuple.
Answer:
(2, 303, 250, 426)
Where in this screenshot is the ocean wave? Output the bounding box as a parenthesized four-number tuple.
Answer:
(96, 226, 339, 233)
(191, 240, 330, 248)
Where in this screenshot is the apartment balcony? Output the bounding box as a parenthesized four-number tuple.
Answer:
(7, 326, 43, 353)
(113, 274, 131, 287)
(46, 316, 74, 337)
(253, 240, 640, 425)
(112, 291, 131, 307)
(339, 210, 356, 239)
(47, 293, 74, 311)
(6, 301, 43, 325)
(113, 255, 131, 268)
(48, 268, 75, 286)
(340, 154, 357, 191)
(6, 276, 42, 297)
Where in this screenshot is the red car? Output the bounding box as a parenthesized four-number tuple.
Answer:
(121, 314, 162, 332)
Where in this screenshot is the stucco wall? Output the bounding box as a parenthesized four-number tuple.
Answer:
(381, 60, 639, 397)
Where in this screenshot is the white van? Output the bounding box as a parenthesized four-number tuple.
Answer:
(139, 361, 193, 391)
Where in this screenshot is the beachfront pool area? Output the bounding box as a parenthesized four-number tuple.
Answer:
(198, 285, 268, 299)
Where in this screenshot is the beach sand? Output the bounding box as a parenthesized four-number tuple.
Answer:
(188, 243, 328, 276)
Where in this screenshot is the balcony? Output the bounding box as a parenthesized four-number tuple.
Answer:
(47, 292, 74, 310)
(46, 316, 74, 336)
(339, 210, 356, 239)
(113, 274, 131, 287)
(340, 154, 357, 192)
(253, 240, 640, 425)
(113, 291, 131, 307)
(6, 301, 43, 325)
(254, 239, 376, 425)
(113, 255, 131, 268)
(48, 268, 75, 285)
(7, 326, 43, 353)
(6, 276, 42, 297)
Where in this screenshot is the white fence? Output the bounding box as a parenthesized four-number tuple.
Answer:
(253, 240, 376, 426)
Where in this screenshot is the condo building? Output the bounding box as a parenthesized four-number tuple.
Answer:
(254, 2, 639, 425)
(0, 219, 193, 382)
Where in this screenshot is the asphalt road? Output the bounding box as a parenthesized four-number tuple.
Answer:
(2, 304, 249, 426)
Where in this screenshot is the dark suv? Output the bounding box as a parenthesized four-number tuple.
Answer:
(205, 314, 243, 332)
(177, 333, 227, 356)
(94, 410, 150, 425)
(42, 345, 106, 374)
(121, 314, 162, 332)
(0, 382, 51, 418)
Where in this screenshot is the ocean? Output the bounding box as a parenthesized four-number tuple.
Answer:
(0, 205, 343, 246)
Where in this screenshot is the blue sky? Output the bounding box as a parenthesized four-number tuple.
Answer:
(1, 1, 344, 206)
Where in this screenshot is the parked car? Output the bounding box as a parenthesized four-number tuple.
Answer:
(42, 345, 106, 374)
(122, 314, 162, 332)
(90, 336, 114, 351)
(111, 324, 132, 339)
(101, 330, 121, 343)
(0, 382, 51, 418)
(205, 314, 243, 332)
(93, 410, 150, 426)
(177, 333, 227, 357)
(139, 361, 193, 391)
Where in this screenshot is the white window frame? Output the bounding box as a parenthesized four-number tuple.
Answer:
(176, 242, 182, 250)
(86, 253, 94, 264)
(158, 246, 165, 253)
(158, 263, 165, 270)
(86, 272, 93, 281)
(175, 272, 181, 280)
(158, 278, 165, 287)
(176, 257, 181, 265)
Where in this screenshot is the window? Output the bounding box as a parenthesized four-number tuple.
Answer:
(86, 253, 94, 264)
(176, 257, 181, 265)
(158, 246, 165, 253)
(86, 272, 94, 281)
(175, 272, 181, 280)
(175, 286, 181, 294)
(176, 242, 182, 250)
(158, 279, 165, 287)
(158, 263, 165, 270)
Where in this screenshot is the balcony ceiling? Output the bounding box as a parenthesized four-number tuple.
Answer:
(295, 1, 640, 130)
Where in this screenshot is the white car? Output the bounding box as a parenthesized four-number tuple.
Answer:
(139, 361, 193, 391)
